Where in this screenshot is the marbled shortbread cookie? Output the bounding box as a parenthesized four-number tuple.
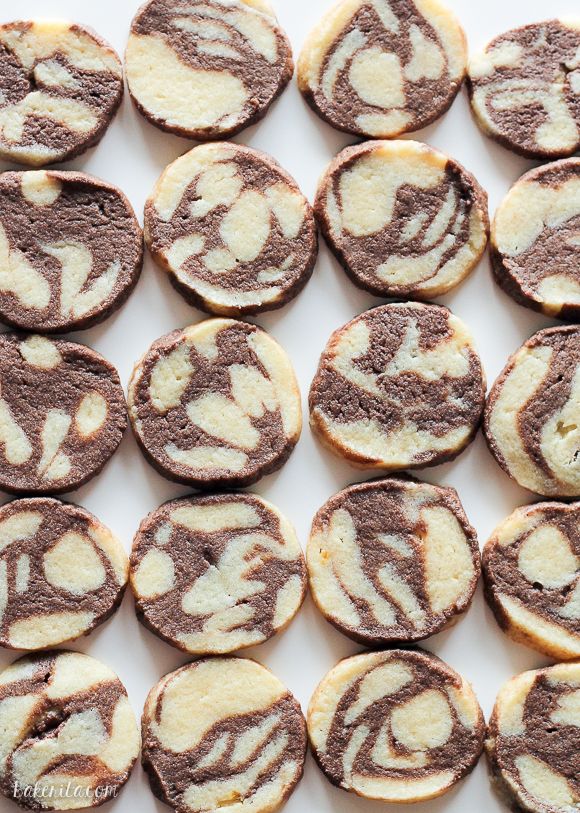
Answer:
(309, 302, 485, 470)
(483, 502, 580, 661)
(491, 158, 580, 321)
(484, 325, 580, 498)
(0, 171, 143, 333)
(128, 319, 301, 488)
(141, 657, 307, 813)
(486, 662, 580, 813)
(0, 334, 127, 495)
(308, 648, 484, 803)
(126, 0, 293, 140)
(297, 0, 467, 138)
(0, 21, 123, 167)
(315, 140, 489, 298)
(468, 20, 580, 159)
(0, 650, 140, 810)
(144, 143, 317, 316)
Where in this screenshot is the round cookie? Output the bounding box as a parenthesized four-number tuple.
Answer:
(297, 0, 467, 139)
(144, 143, 317, 316)
(309, 302, 485, 470)
(0, 21, 123, 167)
(468, 20, 580, 159)
(141, 657, 307, 813)
(0, 170, 143, 333)
(308, 477, 480, 646)
(484, 325, 580, 498)
(0, 650, 140, 810)
(0, 333, 127, 495)
(491, 158, 580, 321)
(125, 0, 293, 140)
(483, 502, 580, 661)
(486, 662, 580, 813)
(314, 140, 489, 298)
(128, 319, 301, 489)
(308, 648, 485, 803)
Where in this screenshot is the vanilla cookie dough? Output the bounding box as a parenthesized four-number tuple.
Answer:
(484, 325, 580, 498)
(128, 319, 301, 489)
(144, 143, 317, 316)
(315, 140, 489, 298)
(308, 648, 484, 803)
(0, 650, 140, 810)
(126, 0, 293, 140)
(0, 334, 127, 495)
(297, 0, 467, 138)
(0, 21, 123, 167)
(141, 657, 307, 813)
(468, 19, 580, 159)
(309, 302, 485, 470)
(486, 662, 580, 813)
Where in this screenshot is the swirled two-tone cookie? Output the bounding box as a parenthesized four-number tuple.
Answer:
(0, 650, 140, 810)
(128, 319, 301, 488)
(144, 143, 317, 316)
(297, 0, 467, 138)
(491, 159, 580, 321)
(315, 140, 489, 298)
(309, 303, 485, 470)
(468, 20, 580, 159)
(0, 171, 142, 333)
(142, 657, 307, 813)
(308, 649, 484, 803)
(126, 0, 293, 140)
(486, 662, 580, 813)
(0, 21, 123, 166)
(484, 325, 580, 498)
(0, 334, 127, 495)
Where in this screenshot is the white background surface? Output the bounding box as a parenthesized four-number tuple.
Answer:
(0, 0, 576, 811)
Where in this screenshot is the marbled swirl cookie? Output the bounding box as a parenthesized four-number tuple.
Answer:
(0, 170, 142, 333)
(308, 648, 484, 803)
(126, 0, 293, 140)
(468, 20, 580, 159)
(309, 302, 485, 470)
(483, 502, 580, 661)
(141, 657, 307, 813)
(0, 650, 140, 810)
(484, 325, 580, 498)
(491, 158, 580, 321)
(486, 662, 580, 813)
(315, 140, 489, 298)
(144, 143, 317, 316)
(128, 319, 301, 489)
(0, 334, 127, 495)
(0, 21, 123, 167)
(297, 0, 467, 138)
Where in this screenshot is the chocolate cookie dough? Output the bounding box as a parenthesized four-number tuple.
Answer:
(144, 143, 317, 316)
(315, 140, 489, 298)
(126, 0, 293, 140)
(468, 20, 580, 159)
(297, 0, 467, 138)
(309, 302, 485, 470)
(308, 648, 484, 803)
(0, 334, 127, 495)
(484, 325, 580, 498)
(0, 171, 142, 333)
(483, 501, 580, 661)
(0, 21, 123, 167)
(141, 657, 307, 813)
(487, 662, 580, 813)
(491, 158, 580, 320)
(0, 650, 140, 810)
(128, 319, 301, 489)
